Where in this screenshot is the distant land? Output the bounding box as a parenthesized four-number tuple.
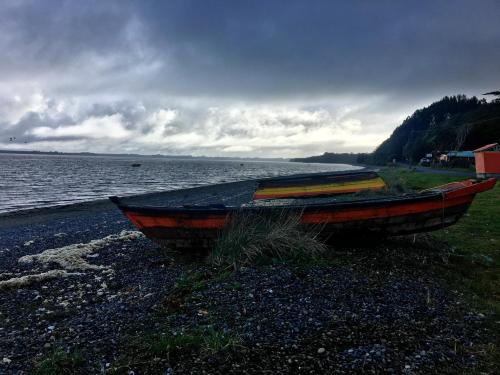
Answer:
(294, 94, 500, 166)
(0, 149, 287, 162)
(290, 152, 362, 165)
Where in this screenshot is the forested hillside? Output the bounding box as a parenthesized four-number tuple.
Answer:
(291, 152, 360, 164)
(291, 95, 500, 166)
(363, 95, 500, 164)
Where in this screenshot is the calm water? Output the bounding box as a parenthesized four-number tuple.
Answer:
(0, 153, 359, 213)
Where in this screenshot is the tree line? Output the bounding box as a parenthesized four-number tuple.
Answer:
(294, 94, 500, 166)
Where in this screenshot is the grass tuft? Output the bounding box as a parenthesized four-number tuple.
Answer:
(199, 326, 241, 353)
(160, 271, 211, 312)
(33, 349, 85, 375)
(225, 281, 242, 290)
(209, 210, 327, 268)
(131, 325, 239, 357)
(108, 324, 240, 374)
(148, 331, 203, 355)
(174, 271, 208, 292)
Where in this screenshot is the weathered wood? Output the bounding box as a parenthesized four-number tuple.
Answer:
(110, 178, 496, 251)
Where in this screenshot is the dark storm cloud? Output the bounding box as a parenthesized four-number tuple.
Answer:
(115, 0, 500, 96)
(0, 1, 132, 71)
(0, 112, 73, 142)
(2, 0, 499, 97)
(1, 0, 499, 156)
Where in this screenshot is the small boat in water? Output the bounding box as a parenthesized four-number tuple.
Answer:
(131, 163, 142, 167)
(110, 171, 496, 250)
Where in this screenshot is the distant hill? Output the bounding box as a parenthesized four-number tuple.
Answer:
(293, 94, 500, 166)
(290, 152, 361, 165)
(366, 95, 500, 165)
(0, 149, 286, 162)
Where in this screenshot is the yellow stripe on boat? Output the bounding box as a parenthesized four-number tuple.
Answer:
(254, 177, 386, 199)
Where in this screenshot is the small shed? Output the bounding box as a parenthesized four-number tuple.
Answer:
(474, 143, 500, 178)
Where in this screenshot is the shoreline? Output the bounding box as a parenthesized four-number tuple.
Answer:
(0, 168, 370, 228)
(0, 180, 255, 229)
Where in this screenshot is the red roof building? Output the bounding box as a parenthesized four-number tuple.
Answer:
(474, 143, 500, 178)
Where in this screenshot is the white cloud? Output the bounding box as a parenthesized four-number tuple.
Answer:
(222, 145, 254, 152)
(1, 90, 393, 157)
(29, 114, 130, 139)
(122, 104, 388, 156)
(0, 91, 49, 125)
(139, 109, 178, 142)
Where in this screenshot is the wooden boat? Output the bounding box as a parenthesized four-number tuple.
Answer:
(253, 170, 385, 199)
(110, 176, 496, 250)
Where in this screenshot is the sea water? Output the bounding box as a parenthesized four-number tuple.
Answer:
(0, 153, 359, 213)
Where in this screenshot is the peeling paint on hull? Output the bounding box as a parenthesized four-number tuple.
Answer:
(110, 178, 496, 250)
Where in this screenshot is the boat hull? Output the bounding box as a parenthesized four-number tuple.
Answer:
(253, 171, 386, 199)
(110, 178, 496, 250)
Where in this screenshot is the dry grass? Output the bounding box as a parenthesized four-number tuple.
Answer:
(209, 210, 327, 268)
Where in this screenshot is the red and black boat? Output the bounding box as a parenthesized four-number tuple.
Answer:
(110, 172, 496, 250)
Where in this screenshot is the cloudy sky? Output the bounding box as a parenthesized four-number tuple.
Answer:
(1, 0, 499, 157)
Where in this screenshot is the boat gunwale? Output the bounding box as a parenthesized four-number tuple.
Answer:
(254, 169, 376, 183)
(110, 190, 442, 215)
(255, 170, 380, 188)
(109, 178, 495, 216)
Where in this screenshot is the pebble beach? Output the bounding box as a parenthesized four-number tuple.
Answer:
(0, 181, 496, 374)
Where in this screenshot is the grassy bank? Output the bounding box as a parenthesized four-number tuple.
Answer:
(379, 167, 500, 315)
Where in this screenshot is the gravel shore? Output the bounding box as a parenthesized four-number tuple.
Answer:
(0, 182, 496, 374)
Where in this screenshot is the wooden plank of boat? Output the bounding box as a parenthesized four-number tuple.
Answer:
(109, 178, 496, 250)
(253, 170, 386, 199)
